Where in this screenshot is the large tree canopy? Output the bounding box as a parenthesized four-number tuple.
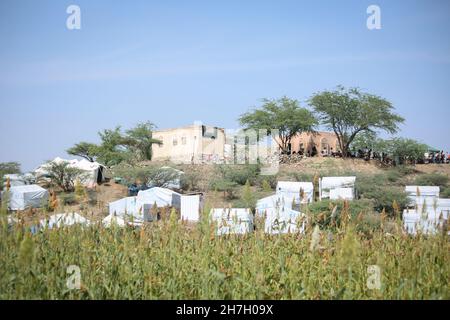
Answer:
(67, 142, 99, 162)
(123, 122, 162, 161)
(309, 86, 404, 157)
(239, 97, 317, 153)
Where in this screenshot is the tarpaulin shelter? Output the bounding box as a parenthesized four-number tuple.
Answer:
(276, 181, 314, 204)
(180, 194, 203, 222)
(405, 186, 440, 206)
(210, 208, 254, 235)
(329, 188, 354, 200)
(35, 157, 106, 188)
(263, 207, 306, 235)
(39, 212, 91, 230)
(2, 185, 49, 210)
(3, 174, 25, 187)
(256, 194, 294, 217)
(403, 198, 450, 235)
(319, 176, 356, 200)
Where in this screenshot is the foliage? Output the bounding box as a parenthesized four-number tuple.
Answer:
(241, 180, 256, 210)
(214, 164, 261, 186)
(0, 162, 21, 190)
(123, 122, 162, 161)
(309, 86, 404, 157)
(385, 138, 428, 164)
(113, 165, 182, 188)
(414, 173, 449, 188)
(66, 142, 99, 162)
(356, 174, 409, 215)
(209, 178, 238, 200)
(41, 161, 86, 192)
(1, 214, 447, 299)
(239, 97, 317, 153)
(59, 193, 78, 206)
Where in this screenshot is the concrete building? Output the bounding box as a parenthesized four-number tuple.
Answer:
(284, 131, 340, 156)
(152, 124, 226, 164)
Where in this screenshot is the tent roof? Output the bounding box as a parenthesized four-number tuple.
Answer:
(9, 184, 47, 193)
(276, 181, 313, 192)
(405, 186, 440, 195)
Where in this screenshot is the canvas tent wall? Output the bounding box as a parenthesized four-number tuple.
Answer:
(210, 208, 254, 235)
(2, 185, 49, 210)
(329, 188, 354, 200)
(320, 177, 356, 200)
(3, 174, 26, 187)
(108, 196, 152, 222)
(263, 207, 306, 235)
(39, 213, 90, 230)
(405, 186, 440, 206)
(137, 187, 181, 208)
(276, 181, 314, 204)
(180, 194, 203, 222)
(256, 194, 295, 217)
(34, 157, 106, 188)
(403, 210, 447, 235)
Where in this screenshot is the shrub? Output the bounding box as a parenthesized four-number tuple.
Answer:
(307, 199, 374, 228)
(59, 193, 77, 206)
(414, 173, 449, 187)
(209, 178, 238, 200)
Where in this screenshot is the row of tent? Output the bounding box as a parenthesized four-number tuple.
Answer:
(403, 186, 450, 235)
(257, 177, 357, 212)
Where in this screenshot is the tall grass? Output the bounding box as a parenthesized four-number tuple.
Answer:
(0, 205, 448, 300)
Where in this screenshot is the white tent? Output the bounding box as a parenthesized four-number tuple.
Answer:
(276, 181, 314, 204)
(3, 174, 25, 187)
(35, 157, 106, 188)
(403, 198, 450, 235)
(256, 194, 294, 217)
(405, 186, 440, 206)
(40, 212, 91, 230)
(329, 188, 354, 200)
(210, 208, 254, 235)
(108, 187, 181, 222)
(320, 177, 356, 200)
(108, 196, 151, 222)
(180, 194, 202, 222)
(102, 214, 126, 228)
(137, 187, 181, 208)
(263, 207, 306, 235)
(2, 185, 49, 210)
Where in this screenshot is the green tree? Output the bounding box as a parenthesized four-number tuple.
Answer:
(309, 86, 404, 157)
(241, 180, 256, 210)
(386, 138, 428, 164)
(42, 161, 86, 192)
(96, 126, 130, 166)
(239, 97, 317, 153)
(66, 142, 99, 162)
(123, 122, 162, 161)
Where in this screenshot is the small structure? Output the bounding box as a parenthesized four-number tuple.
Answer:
(2, 185, 49, 211)
(3, 174, 26, 187)
(263, 207, 306, 235)
(319, 176, 356, 201)
(403, 198, 450, 235)
(210, 208, 254, 235)
(405, 186, 440, 206)
(276, 181, 314, 204)
(256, 194, 295, 216)
(35, 157, 106, 188)
(39, 212, 90, 230)
(180, 194, 203, 222)
(102, 214, 126, 228)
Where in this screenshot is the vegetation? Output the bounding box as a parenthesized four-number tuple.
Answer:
(0, 205, 448, 299)
(67, 142, 99, 162)
(42, 161, 86, 192)
(309, 86, 404, 157)
(0, 162, 21, 190)
(239, 97, 317, 153)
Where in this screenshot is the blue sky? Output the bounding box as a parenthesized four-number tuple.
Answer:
(1, 0, 449, 171)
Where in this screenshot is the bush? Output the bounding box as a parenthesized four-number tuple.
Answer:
(209, 178, 238, 200)
(214, 164, 260, 186)
(257, 175, 277, 190)
(357, 176, 408, 215)
(59, 193, 77, 206)
(414, 173, 449, 187)
(440, 187, 450, 198)
(180, 171, 201, 191)
(307, 199, 375, 228)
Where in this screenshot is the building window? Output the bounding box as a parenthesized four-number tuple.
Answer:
(181, 136, 187, 145)
(173, 137, 178, 146)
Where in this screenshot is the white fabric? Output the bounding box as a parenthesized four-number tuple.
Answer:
(276, 181, 314, 204)
(108, 196, 151, 221)
(320, 176, 356, 200)
(329, 188, 354, 200)
(256, 194, 294, 216)
(405, 186, 440, 206)
(180, 195, 201, 221)
(40, 212, 90, 229)
(3, 174, 25, 187)
(102, 214, 126, 227)
(263, 207, 306, 234)
(137, 187, 181, 208)
(35, 157, 106, 188)
(210, 208, 253, 235)
(3, 185, 49, 210)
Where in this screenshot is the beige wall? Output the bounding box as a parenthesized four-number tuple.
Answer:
(279, 131, 340, 156)
(152, 124, 225, 163)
